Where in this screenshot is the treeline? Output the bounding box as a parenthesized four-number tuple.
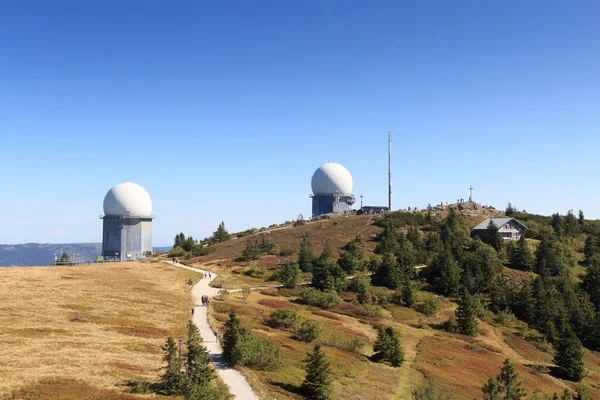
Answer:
(169, 222, 231, 259)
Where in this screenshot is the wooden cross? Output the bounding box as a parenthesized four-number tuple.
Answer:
(468, 185, 474, 202)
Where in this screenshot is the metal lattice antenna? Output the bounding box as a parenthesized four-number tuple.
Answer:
(388, 132, 392, 211)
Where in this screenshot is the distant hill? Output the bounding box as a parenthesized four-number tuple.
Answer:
(0, 243, 173, 266)
(0, 243, 102, 266)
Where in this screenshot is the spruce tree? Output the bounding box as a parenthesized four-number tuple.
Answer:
(222, 310, 244, 366)
(384, 326, 404, 367)
(438, 250, 462, 297)
(456, 289, 478, 336)
(484, 220, 503, 251)
(509, 235, 534, 271)
(185, 321, 215, 389)
(482, 377, 501, 400)
(372, 326, 404, 367)
(301, 344, 333, 400)
(553, 322, 586, 382)
(213, 221, 230, 242)
(160, 337, 184, 395)
(583, 257, 600, 310)
(298, 232, 315, 272)
(496, 359, 526, 399)
(578, 210, 585, 227)
(400, 277, 416, 307)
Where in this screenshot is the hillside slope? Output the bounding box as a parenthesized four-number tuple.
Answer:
(182, 212, 600, 399)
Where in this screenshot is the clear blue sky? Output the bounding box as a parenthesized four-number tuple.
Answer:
(1, 1, 599, 246)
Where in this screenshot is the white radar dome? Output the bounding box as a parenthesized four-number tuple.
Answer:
(103, 182, 152, 216)
(311, 162, 353, 195)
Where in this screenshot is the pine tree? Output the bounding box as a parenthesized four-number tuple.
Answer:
(456, 289, 478, 336)
(222, 310, 244, 366)
(496, 359, 526, 399)
(578, 210, 585, 227)
(505, 203, 516, 217)
(160, 337, 184, 395)
(61, 252, 70, 262)
(553, 322, 586, 382)
(437, 250, 462, 297)
(174, 233, 184, 247)
(400, 277, 416, 307)
(298, 232, 316, 272)
(185, 321, 215, 389)
(384, 326, 404, 367)
(482, 377, 501, 400)
(338, 235, 365, 274)
(213, 221, 230, 242)
(583, 257, 600, 311)
(312, 243, 346, 292)
(301, 344, 333, 400)
(278, 262, 301, 289)
(509, 235, 534, 271)
(372, 326, 404, 367)
(484, 220, 503, 251)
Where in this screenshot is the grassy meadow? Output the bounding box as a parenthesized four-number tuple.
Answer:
(0, 260, 199, 398)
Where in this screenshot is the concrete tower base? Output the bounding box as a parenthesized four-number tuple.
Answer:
(311, 194, 355, 217)
(101, 215, 153, 261)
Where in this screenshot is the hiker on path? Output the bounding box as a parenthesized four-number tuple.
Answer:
(209, 271, 211, 278)
(191, 308, 194, 316)
(215, 329, 219, 342)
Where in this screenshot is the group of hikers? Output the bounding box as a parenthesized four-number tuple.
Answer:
(201, 295, 210, 306)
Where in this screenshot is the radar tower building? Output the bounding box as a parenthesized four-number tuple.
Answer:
(311, 162, 355, 217)
(100, 182, 154, 261)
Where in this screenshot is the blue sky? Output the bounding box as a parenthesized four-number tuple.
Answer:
(1, 1, 599, 246)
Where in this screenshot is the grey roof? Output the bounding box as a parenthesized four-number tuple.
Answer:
(472, 217, 528, 230)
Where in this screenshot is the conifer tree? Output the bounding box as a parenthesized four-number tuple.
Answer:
(484, 219, 503, 251)
(185, 321, 215, 389)
(278, 261, 301, 289)
(61, 252, 70, 262)
(400, 277, 416, 307)
(427, 249, 462, 297)
(496, 359, 526, 399)
(481, 377, 501, 400)
(298, 232, 316, 272)
(583, 257, 600, 310)
(482, 359, 526, 400)
(372, 326, 404, 367)
(505, 203, 516, 217)
(338, 235, 365, 274)
(160, 337, 184, 395)
(222, 310, 244, 366)
(213, 221, 230, 242)
(578, 210, 585, 227)
(312, 242, 346, 292)
(174, 233, 184, 247)
(456, 289, 478, 336)
(301, 344, 333, 400)
(554, 322, 586, 382)
(509, 235, 534, 271)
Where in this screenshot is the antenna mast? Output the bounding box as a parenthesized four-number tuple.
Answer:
(388, 131, 392, 211)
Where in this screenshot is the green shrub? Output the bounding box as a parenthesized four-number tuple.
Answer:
(321, 335, 364, 354)
(266, 308, 299, 329)
(443, 315, 458, 334)
(129, 381, 151, 394)
(419, 297, 441, 317)
(293, 320, 323, 342)
(191, 244, 216, 257)
(168, 246, 186, 258)
(279, 248, 297, 257)
(244, 265, 265, 278)
(240, 329, 281, 370)
(242, 240, 262, 261)
(298, 288, 342, 309)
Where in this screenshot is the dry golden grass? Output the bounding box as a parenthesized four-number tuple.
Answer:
(0, 261, 199, 397)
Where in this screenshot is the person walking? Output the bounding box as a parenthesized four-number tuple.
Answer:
(191, 308, 194, 316)
(209, 271, 211, 278)
(214, 329, 219, 342)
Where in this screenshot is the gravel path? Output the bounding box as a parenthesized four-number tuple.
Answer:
(164, 261, 260, 400)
